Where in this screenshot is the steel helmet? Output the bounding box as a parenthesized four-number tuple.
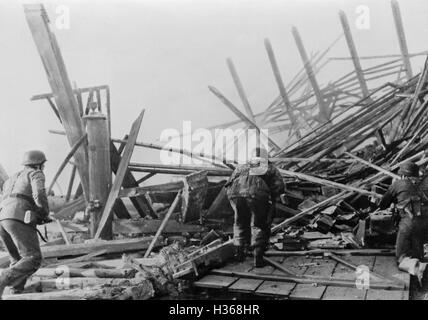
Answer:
(22, 150, 47, 166)
(398, 161, 419, 178)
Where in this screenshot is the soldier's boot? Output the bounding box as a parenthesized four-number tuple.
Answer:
(0, 272, 10, 300)
(8, 287, 23, 295)
(416, 262, 427, 287)
(253, 247, 265, 268)
(234, 246, 246, 262)
(399, 257, 426, 287)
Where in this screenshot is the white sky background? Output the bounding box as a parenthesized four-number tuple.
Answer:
(1, 0, 428, 192)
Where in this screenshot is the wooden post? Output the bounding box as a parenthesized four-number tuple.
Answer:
(226, 58, 256, 122)
(208, 86, 280, 151)
(144, 190, 182, 258)
(391, 0, 413, 80)
(264, 38, 302, 138)
(338, 11, 370, 98)
(84, 104, 112, 238)
(291, 27, 329, 122)
(24, 4, 90, 201)
(94, 110, 145, 239)
(65, 165, 77, 202)
(47, 133, 87, 195)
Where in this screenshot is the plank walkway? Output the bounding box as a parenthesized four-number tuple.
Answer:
(193, 255, 410, 300)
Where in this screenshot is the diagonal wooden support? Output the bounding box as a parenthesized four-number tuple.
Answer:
(391, 0, 413, 80)
(264, 38, 302, 138)
(144, 190, 182, 258)
(110, 141, 156, 218)
(47, 133, 87, 195)
(24, 4, 90, 201)
(338, 11, 370, 99)
(94, 110, 145, 239)
(326, 252, 405, 286)
(208, 85, 280, 151)
(226, 58, 256, 122)
(344, 152, 400, 180)
(291, 27, 330, 122)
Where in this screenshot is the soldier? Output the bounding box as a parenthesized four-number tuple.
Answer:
(225, 147, 284, 267)
(0, 150, 51, 298)
(378, 161, 428, 283)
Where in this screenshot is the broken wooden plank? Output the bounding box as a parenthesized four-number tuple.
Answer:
(0, 236, 161, 268)
(46, 249, 108, 268)
(47, 133, 87, 195)
(95, 110, 145, 239)
(110, 141, 155, 218)
(323, 255, 375, 300)
(210, 269, 404, 291)
(34, 267, 135, 279)
(24, 4, 90, 200)
(113, 219, 203, 235)
(5, 279, 154, 300)
(181, 171, 209, 222)
(144, 190, 182, 258)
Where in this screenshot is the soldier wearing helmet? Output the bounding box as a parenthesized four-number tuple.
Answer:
(0, 150, 50, 297)
(378, 161, 428, 284)
(225, 147, 284, 267)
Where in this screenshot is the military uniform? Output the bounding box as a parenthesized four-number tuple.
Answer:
(379, 177, 428, 262)
(0, 151, 49, 296)
(225, 161, 284, 265)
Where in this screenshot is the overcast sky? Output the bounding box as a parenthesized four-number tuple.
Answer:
(1, 0, 427, 192)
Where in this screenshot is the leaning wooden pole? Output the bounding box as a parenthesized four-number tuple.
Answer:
(264, 38, 302, 138)
(291, 27, 329, 122)
(95, 110, 145, 239)
(24, 4, 90, 201)
(144, 190, 182, 258)
(226, 58, 256, 122)
(338, 11, 370, 99)
(391, 0, 413, 80)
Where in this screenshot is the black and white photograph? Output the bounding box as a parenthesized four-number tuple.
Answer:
(1, 0, 428, 305)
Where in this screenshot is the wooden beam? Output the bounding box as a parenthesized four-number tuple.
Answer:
(24, 4, 90, 200)
(291, 27, 330, 121)
(0, 236, 160, 268)
(344, 152, 400, 179)
(391, 0, 413, 80)
(279, 169, 381, 198)
(46, 249, 108, 268)
(110, 143, 157, 219)
(47, 133, 87, 195)
(210, 270, 404, 290)
(65, 165, 77, 202)
(338, 11, 370, 98)
(95, 110, 145, 239)
(135, 173, 156, 185)
(144, 190, 182, 258)
(31, 85, 110, 101)
(327, 253, 405, 285)
(208, 85, 280, 151)
(264, 38, 302, 138)
(181, 171, 209, 222)
(226, 58, 256, 121)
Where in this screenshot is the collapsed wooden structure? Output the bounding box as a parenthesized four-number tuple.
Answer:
(1, 1, 427, 299)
